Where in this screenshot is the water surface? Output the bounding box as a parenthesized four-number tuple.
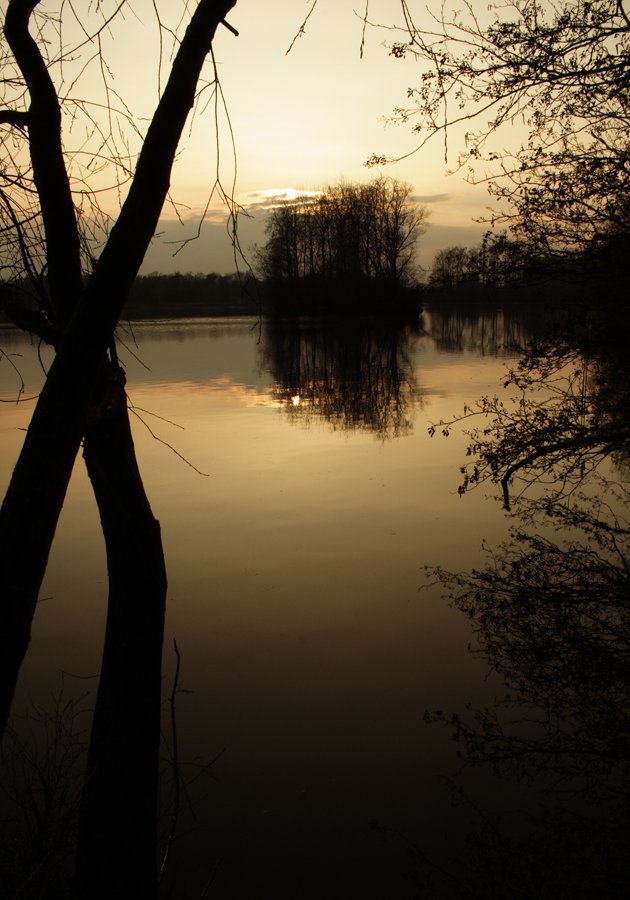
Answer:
(1, 309, 549, 897)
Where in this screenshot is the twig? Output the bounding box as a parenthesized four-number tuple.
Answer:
(199, 857, 224, 899)
(286, 1, 318, 54)
(220, 19, 239, 37)
(158, 638, 182, 885)
(129, 406, 210, 477)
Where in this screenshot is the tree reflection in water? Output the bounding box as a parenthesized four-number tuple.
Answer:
(419, 313, 630, 898)
(261, 317, 423, 438)
(426, 304, 534, 356)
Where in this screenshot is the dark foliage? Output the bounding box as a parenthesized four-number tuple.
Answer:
(375, 0, 630, 256)
(125, 271, 258, 318)
(255, 177, 426, 314)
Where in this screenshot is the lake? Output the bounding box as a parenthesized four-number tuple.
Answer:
(1, 306, 623, 898)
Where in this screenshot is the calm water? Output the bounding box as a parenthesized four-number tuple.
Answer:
(0, 308, 600, 897)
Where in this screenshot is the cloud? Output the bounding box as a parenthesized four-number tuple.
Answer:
(157, 204, 232, 226)
(241, 189, 453, 210)
(240, 188, 322, 212)
(411, 193, 452, 203)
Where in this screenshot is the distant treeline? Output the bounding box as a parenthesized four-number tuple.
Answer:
(126, 271, 422, 320)
(124, 271, 259, 318)
(424, 229, 630, 305)
(0, 272, 260, 328)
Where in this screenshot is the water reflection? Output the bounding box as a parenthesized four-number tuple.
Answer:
(420, 301, 630, 896)
(261, 317, 423, 437)
(426, 304, 533, 355)
(421, 474, 630, 897)
(2, 304, 573, 899)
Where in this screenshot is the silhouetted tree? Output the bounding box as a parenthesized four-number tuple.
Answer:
(256, 177, 426, 291)
(0, 1, 237, 895)
(428, 246, 472, 288)
(465, 232, 538, 287)
(368, 0, 630, 257)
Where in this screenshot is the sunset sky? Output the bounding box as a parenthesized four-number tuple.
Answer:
(74, 1, 495, 275)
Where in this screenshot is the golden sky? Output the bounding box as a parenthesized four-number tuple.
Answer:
(56, 1, 494, 274)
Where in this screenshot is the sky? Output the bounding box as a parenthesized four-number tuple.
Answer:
(61, 1, 495, 275)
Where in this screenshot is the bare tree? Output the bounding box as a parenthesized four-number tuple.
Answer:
(366, 0, 630, 255)
(428, 246, 472, 288)
(257, 176, 425, 290)
(0, 1, 238, 894)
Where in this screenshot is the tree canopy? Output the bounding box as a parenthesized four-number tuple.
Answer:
(369, 0, 630, 256)
(256, 176, 426, 289)
(427, 232, 549, 289)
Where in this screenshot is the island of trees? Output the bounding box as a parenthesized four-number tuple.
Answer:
(253, 176, 427, 316)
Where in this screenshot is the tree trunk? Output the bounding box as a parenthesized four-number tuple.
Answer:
(1, 3, 235, 893)
(73, 366, 167, 899)
(0, 349, 86, 736)
(0, 0, 236, 739)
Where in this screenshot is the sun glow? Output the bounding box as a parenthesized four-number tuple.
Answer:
(243, 188, 322, 211)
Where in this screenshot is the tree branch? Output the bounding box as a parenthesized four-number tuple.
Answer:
(88, 0, 237, 313)
(4, 0, 84, 325)
(0, 108, 29, 129)
(501, 428, 630, 511)
(220, 17, 239, 36)
(0, 0, 238, 740)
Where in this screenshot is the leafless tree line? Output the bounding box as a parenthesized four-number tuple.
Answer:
(256, 176, 425, 287)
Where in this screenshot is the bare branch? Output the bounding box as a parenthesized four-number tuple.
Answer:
(4, 0, 83, 324)
(372, 0, 630, 250)
(286, 0, 318, 55)
(0, 108, 29, 128)
(220, 17, 238, 36)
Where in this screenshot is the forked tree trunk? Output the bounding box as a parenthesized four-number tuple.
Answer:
(0, 0, 236, 740)
(0, 4, 235, 893)
(73, 367, 167, 899)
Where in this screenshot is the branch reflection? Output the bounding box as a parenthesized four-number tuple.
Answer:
(261, 317, 423, 438)
(423, 476, 630, 896)
(426, 304, 533, 356)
